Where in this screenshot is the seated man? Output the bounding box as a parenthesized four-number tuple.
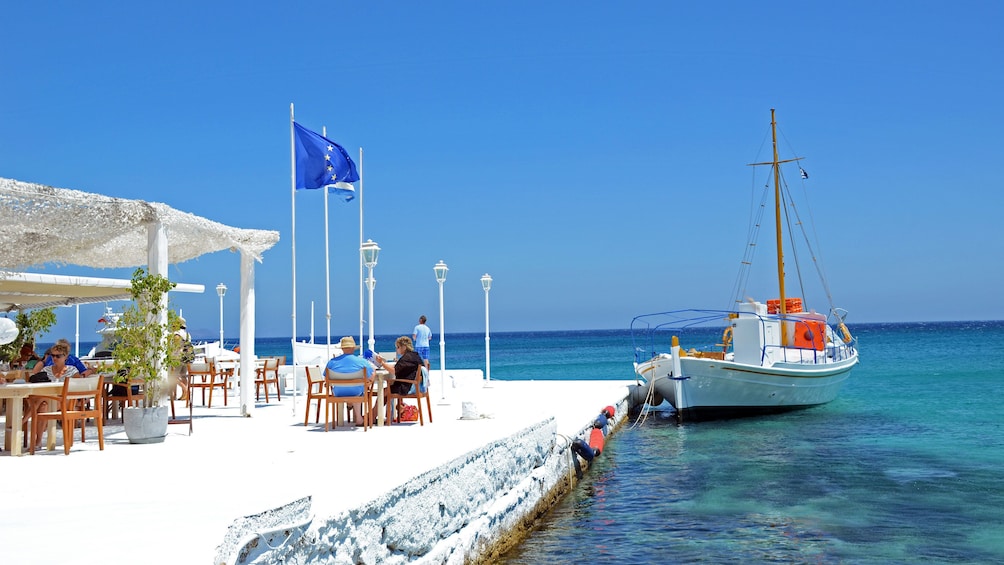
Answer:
(324, 336, 376, 426)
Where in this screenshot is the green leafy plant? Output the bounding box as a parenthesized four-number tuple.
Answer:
(111, 267, 182, 406)
(0, 308, 57, 362)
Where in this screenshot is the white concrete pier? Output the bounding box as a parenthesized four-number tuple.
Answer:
(1, 378, 631, 564)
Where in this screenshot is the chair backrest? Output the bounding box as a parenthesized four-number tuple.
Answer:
(325, 368, 367, 383)
(66, 375, 103, 401)
(378, 351, 397, 362)
(418, 366, 428, 393)
(305, 365, 323, 388)
(325, 368, 369, 397)
(188, 359, 216, 376)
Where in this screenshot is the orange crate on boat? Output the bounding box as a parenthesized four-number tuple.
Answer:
(767, 297, 803, 314)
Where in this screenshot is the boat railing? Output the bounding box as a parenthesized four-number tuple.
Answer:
(631, 308, 857, 365)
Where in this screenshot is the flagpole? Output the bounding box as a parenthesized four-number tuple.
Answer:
(322, 127, 333, 362)
(358, 147, 365, 351)
(290, 103, 298, 416)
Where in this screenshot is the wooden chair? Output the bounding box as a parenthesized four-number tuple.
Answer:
(303, 365, 326, 426)
(324, 368, 372, 431)
(104, 375, 145, 422)
(386, 366, 433, 426)
(255, 357, 282, 402)
(187, 359, 228, 407)
(29, 375, 105, 455)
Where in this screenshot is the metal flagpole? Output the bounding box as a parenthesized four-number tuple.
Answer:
(358, 148, 365, 350)
(290, 103, 298, 416)
(322, 127, 333, 360)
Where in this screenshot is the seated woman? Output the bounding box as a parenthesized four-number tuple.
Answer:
(34, 342, 79, 382)
(14, 342, 42, 371)
(372, 336, 424, 420)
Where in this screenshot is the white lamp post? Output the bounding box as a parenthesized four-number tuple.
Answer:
(434, 260, 449, 404)
(481, 273, 492, 387)
(216, 283, 227, 349)
(361, 239, 380, 354)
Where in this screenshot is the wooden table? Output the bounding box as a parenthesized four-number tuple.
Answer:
(0, 381, 62, 456)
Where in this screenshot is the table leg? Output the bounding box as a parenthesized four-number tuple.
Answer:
(8, 397, 24, 456)
(376, 376, 385, 427)
(46, 399, 57, 451)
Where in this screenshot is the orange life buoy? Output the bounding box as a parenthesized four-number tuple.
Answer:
(721, 326, 734, 353)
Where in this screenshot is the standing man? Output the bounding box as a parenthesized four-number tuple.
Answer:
(172, 317, 192, 401)
(413, 315, 432, 371)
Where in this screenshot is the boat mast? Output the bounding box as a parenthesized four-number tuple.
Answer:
(770, 109, 786, 322)
(748, 109, 802, 347)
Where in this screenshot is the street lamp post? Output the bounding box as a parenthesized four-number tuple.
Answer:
(434, 260, 449, 404)
(481, 273, 492, 387)
(361, 240, 381, 354)
(216, 283, 227, 349)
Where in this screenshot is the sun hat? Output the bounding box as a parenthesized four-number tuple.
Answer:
(338, 336, 359, 350)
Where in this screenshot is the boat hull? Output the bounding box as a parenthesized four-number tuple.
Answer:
(633, 354, 857, 421)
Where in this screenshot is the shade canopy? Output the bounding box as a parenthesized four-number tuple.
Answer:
(0, 177, 279, 270)
(0, 270, 205, 312)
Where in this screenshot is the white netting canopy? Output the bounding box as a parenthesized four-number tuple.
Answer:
(0, 177, 280, 270)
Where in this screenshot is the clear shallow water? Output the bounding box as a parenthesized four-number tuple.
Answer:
(66, 322, 1004, 563)
(499, 321, 1004, 564)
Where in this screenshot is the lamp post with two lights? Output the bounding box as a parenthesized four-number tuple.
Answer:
(361, 239, 381, 354)
(434, 260, 449, 404)
(481, 273, 492, 387)
(216, 283, 227, 349)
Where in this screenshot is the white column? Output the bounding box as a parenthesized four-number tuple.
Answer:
(239, 252, 256, 417)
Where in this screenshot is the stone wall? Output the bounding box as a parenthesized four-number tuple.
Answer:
(219, 399, 627, 565)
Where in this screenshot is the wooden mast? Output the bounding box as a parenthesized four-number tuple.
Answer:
(770, 109, 786, 325)
(748, 108, 802, 346)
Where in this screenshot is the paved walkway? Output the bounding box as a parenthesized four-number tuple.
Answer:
(1, 378, 630, 564)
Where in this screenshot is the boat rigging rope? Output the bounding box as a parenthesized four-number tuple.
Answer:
(780, 167, 839, 315)
(555, 433, 576, 487)
(629, 377, 659, 429)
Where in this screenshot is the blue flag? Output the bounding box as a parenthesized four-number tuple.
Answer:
(293, 122, 359, 201)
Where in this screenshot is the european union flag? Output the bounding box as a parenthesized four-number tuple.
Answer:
(293, 122, 359, 201)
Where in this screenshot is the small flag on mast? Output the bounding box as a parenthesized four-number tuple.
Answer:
(293, 122, 360, 201)
(799, 167, 809, 180)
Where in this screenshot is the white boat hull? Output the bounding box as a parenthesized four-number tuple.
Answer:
(634, 353, 856, 420)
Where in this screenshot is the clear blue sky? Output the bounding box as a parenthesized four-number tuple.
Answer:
(3, 1, 1002, 343)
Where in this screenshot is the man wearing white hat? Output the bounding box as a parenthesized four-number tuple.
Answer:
(172, 317, 192, 401)
(323, 336, 376, 426)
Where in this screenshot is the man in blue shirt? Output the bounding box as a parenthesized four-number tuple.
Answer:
(412, 315, 432, 371)
(324, 336, 375, 426)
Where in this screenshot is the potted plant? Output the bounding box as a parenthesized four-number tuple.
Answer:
(111, 267, 183, 443)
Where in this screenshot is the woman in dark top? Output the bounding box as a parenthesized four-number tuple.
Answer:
(373, 335, 424, 417)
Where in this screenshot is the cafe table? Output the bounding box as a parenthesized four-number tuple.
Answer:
(0, 381, 63, 456)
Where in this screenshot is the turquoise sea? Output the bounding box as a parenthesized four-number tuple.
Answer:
(66, 321, 1004, 563)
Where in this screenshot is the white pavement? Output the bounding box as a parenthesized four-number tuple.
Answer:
(1, 378, 630, 564)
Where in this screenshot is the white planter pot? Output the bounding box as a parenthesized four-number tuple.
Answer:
(123, 405, 169, 444)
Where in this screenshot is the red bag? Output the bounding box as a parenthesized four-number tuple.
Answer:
(400, 404, 419, 422)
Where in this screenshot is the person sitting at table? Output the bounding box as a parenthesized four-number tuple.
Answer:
(324, 336, 376, 426)
(373, 335, 424, 421)
(41, 338, 93, 377)
(34, 342, 79, 382)
(14, 341, 42, 370)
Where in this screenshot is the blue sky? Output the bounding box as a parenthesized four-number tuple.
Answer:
(3, 1, 1002, 343)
